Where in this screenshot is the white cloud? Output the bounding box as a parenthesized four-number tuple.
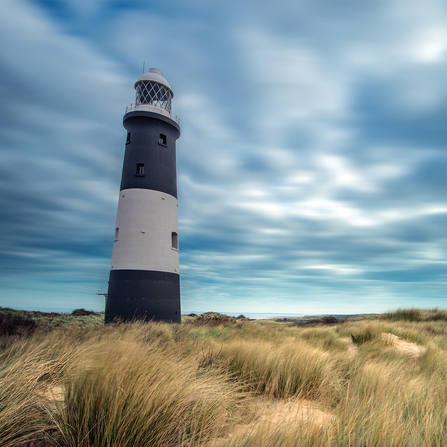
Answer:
(1, 0, 447, 313)
(240, 29, 350, 133)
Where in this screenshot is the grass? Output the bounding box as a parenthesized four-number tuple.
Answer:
(0, 349, 55, 447)
(349, 321, 383, 345)
(2, 308, 447, 446)
(55, 334, 242, 447)
(381, 307, 447, 322)
(215, 339, 332, 399)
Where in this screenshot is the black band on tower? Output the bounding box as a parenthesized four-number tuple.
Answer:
(106, 270, 181, 323)
(121, 113, 180, 198)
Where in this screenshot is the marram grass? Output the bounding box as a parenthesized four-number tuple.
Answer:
(0, 344, 61, 447)
(54, 337, 242, 447)
(216, 339, 332, 399)
(2, 308, 447, 446)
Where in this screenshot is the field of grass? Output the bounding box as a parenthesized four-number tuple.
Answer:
(2, 307, 447, 446)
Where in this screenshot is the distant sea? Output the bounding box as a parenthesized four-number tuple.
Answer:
(8, 307, 348, 321)
(12, 307, 306, 320)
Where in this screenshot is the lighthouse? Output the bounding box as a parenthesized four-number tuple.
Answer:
(106, 68, 181, 323)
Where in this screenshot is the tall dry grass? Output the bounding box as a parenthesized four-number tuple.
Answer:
(55, 335, 242, 447)
(215, 339, 334, 399)
(0, 322, 244, 447)
(2, 308, 447, 446)
(0, 344, 59, 447)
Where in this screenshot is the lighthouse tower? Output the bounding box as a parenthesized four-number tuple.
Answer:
(106, 68, 181, 323)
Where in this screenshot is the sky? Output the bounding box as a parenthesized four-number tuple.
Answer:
(0, 0, 446, 315)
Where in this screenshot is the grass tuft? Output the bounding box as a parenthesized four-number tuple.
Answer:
(53, 331, 242, 447)
(381, 308, 423, 321)
(349, 322, 382, 345)
(426, 308, 447, 321)
(0, 347, 59, 447)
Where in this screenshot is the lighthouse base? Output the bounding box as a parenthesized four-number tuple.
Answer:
(106, 269, 181, 323)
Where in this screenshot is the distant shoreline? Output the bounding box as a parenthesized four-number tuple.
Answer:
(1, 306, 377, 322)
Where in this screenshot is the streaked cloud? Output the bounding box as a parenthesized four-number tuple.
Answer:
(0, 0, 446, 313)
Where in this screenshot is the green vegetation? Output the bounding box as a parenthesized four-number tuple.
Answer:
(1, 308, 447, 446)
(381, 307, 447, 322)
(0, 307, 104, 331)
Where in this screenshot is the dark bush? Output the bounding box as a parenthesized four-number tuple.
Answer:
(189, 314, 237, 327)
(322, 316, 338, 324)
(71, 308, 95, 316)
(0, 313, 38, 337)
(292, 316, 343, 327)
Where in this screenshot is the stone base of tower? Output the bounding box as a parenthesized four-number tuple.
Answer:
(106, 270, 181, 323)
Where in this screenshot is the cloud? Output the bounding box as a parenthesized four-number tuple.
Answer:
(0, 0, 446, 313)
(0, 0, 131, 307)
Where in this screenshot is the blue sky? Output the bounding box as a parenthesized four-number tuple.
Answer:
(0, 0, 446, 314)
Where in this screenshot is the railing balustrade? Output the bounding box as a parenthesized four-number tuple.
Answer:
(125, 103, 180, 124)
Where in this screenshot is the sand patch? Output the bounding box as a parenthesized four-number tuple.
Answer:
(226, 398, 334, 441)
(41, 385, 64, 409)
(382, 333, 426, 357)
(256, 399, 335, 428)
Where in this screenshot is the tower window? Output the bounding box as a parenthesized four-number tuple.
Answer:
(114, 228, 119, 241)
(159, 134, 167, 146)
(136, 163, 145, 176)
(171, 232, 178, 250)
(126, 132, 131, 144)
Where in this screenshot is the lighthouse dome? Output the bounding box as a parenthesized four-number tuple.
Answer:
(134, 68, 173, 97)
(126, 68, 178, 124)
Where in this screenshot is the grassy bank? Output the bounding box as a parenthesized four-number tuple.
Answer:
(1, 308, 447, 446)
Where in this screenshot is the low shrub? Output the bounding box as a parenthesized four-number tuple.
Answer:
(292, 316, 344, 327)
(190, 314, 237, 327)
(0, 312, 38, 337)
(71, 308, 96, 316)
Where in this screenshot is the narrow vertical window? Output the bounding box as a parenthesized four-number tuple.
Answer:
(136, 163, 145, 175)
(114, 228, 119, 241)
(171, 232, 178, 249)
(159, 134, 167, 146)
(126, 132, 131, 144)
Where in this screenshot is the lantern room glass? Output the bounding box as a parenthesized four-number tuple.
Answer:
(135, 81, 172, 113)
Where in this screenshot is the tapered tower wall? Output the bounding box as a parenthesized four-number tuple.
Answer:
(106, 70, 181, 323)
